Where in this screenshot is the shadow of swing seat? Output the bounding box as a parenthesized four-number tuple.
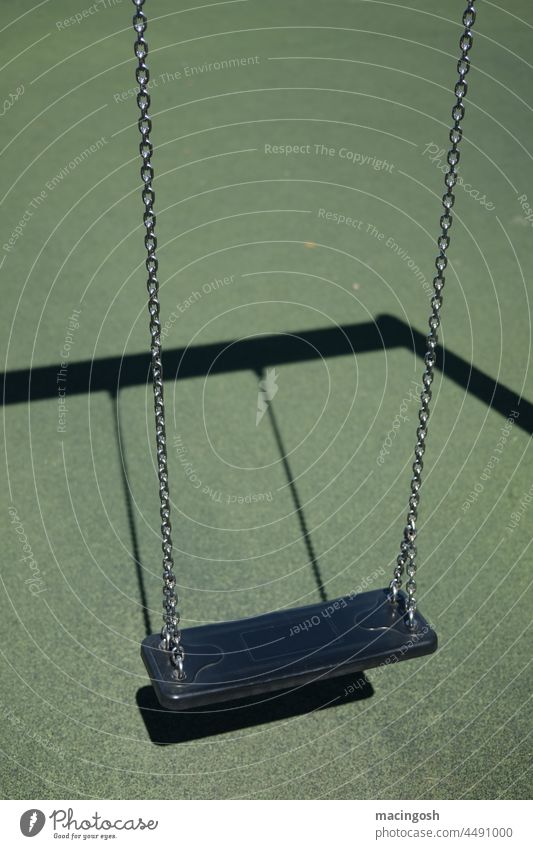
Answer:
(136, 670, 373, 745)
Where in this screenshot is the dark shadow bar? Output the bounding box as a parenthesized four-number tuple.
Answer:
(2, 315, 531, 434)
(261, 380, 328, 603)
(110, 389, 152, 636)
(136, 672, 373, 745)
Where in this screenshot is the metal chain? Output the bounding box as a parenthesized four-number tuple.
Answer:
(131, 0, 185, 678)
(390, 1, 477, 627)
(131, 0, 476, 645)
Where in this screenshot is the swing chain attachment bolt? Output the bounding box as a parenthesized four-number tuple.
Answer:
(132, 0, 186, 677)
(390, 0, 476, 630)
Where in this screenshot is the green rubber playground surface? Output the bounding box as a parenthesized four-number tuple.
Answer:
(1, 0, 532, 799)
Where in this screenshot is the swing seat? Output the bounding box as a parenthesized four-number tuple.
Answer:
(141, 588, 437, 711)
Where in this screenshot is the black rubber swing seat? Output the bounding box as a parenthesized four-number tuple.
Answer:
(141, 588, 437, 710)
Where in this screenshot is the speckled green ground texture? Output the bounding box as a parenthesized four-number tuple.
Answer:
(1, 0, 532, 800)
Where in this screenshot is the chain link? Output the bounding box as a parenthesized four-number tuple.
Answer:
(390, 1, 477, 627)
(131, 0, 185, 678)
